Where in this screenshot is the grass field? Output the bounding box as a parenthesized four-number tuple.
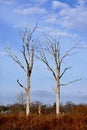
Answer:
(0, 113, 87, 130)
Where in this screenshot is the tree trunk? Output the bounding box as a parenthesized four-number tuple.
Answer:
(38, 105, 41, 114)
(56, 78, 60, 115)
(56, 86, 60, 115)
(26, 73, 30, 116)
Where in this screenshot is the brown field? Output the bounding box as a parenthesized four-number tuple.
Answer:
(0, 112, 87, 130)
(0, 104, 87, 130)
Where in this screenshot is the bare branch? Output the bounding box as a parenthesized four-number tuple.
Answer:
(37, 33, 80, 115)
(17, 79, 27, 91)
(19, 28, 27, 44)
(24, 23, 38, 54)
(30, 46, 34, 71)
(60, 79, 81, 86)
(60, 66, 72, 79)
(36, 52, 57, 81)
(29, 23, 38, 42)
(6, 25, 38, 116)
(7, 48, 27, 73)
(60, 42, 79, 64)
(43, 59, 57, 81)
(21, 45, 29, 66)
(44, 34, 61, 70)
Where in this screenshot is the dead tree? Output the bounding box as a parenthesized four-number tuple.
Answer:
(16, 91, 26, 105)
(7, 24, 37, 116)
(37, 34, 80, 115)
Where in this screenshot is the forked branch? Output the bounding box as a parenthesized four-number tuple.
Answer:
(60, 66, 72, 79)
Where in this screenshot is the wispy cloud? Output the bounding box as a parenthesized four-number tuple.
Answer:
(14, 6, 47, 15)
(52, 0, 68, 9)
(58, 3, 87, 31)
(77, 0, 87, 6)
(39, 26, 76, 37)
(44, 0, 87, 32)
(1, 0, 87, 33)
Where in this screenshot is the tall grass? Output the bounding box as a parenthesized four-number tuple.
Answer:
(0, 113, 87, 130)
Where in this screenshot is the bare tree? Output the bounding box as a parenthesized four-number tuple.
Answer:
(7, 24, 38, 116)
(37, 34, 80, 115)
(16, 91, 26, 105)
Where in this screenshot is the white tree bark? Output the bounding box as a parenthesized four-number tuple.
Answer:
(56, 87, 60, 114)
(56, 76, 60, 114)
(6, 24, 38, 116)
(37, 34, 80, 115)
(26, 74, 30, 116)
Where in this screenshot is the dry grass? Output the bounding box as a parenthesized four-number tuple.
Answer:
(0, 113, 87, 130)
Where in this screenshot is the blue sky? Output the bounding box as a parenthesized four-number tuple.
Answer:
(0, 0, 87, 105)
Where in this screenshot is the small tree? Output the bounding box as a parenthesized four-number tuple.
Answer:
(37, 34, 80, 115)
(7, 24, 38, 116)
(16, 91, 26, 105)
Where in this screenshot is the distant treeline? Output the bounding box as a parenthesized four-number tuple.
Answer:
(0, 102, 87, 115)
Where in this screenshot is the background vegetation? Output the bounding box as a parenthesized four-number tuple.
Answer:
(0, 102, 87, 130)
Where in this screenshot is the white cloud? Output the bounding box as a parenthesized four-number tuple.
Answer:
(39, 26, 75, 37)
(44, 14, 58, 23)
(52, 0, 68, 9)
(58, 3, 87, 31)
(45, 0, 87, 32)
(77, 0, 87, 6)
(14, 7, 47, 15)
(1, 0, 87, 33)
